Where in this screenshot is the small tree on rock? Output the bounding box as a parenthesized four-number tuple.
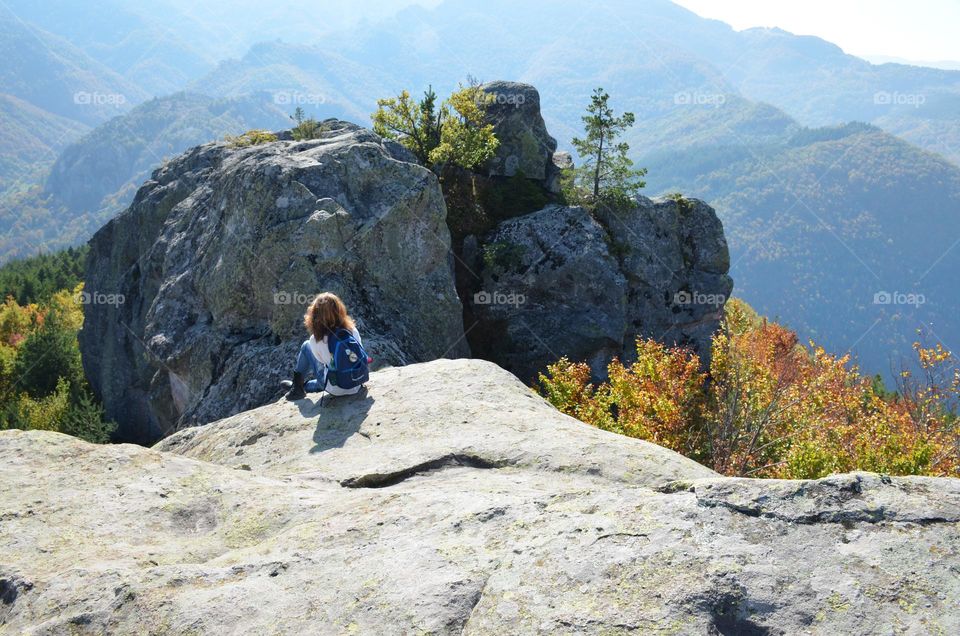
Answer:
(428, 84, 499, 170)
(372, 87, 442, 164)
(372, 84, 498, 171)
(290, 107, 325, 141)
(567, 88, 646, 207)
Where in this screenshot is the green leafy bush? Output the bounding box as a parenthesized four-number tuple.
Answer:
(290, 107, 325, 141)
(226, 129, 278, 147)
(0, 252, 115, 443)
(372, 84, 498, 170)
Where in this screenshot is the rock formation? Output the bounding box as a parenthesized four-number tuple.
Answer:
(80, 82, 732, 441)
(469, 198, 732, 382)
(480, 81, 558, 183)
(443, 82, 734, 381)
(2, 360, 957, 634)
(80, 120, 467, 443)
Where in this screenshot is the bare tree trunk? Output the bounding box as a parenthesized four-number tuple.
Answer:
(593, 132, 604, 200)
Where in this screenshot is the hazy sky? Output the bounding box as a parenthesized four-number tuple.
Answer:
(671, 0, 960, 63)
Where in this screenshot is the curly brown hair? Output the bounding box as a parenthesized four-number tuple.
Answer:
(303, 292, 356, 340)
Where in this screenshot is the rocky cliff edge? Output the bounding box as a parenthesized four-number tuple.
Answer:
(2, 359, 957, 635)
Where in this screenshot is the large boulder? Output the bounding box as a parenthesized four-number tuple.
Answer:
(80, 120, 467, 443)
(2, 359, 958, 635)
(470, 198, 733, 382)
(480, 81, 558, 182)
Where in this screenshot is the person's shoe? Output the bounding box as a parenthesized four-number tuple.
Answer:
(283, 372, 306, 400)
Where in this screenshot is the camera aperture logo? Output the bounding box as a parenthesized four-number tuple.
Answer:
(473, 290, 526, 308)
(873, 291, 925, 307)
(674, 290, 726, 308)
(75, 290, 125, 306)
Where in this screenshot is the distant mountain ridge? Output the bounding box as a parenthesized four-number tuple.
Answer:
(0, 10, 146, 125)
(0, 93, 87, 199)
(704, 26, 960, 166)
(2, 0, 442, 94)
(44, 91, 291, 215)
(864, 55, 960, 72)
(0, 92, 291, 261)
(0, 7, 145, 228)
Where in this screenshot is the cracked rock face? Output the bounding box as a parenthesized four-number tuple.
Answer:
(473, 200, 733, 382)
(80, 120, 466, 443)
(2, 359, 958, 635)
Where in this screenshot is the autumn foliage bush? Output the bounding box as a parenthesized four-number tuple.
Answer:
(539, 299, 959, 478)
(0, 283, 114, 443)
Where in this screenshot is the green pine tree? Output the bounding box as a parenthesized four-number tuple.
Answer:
(569, 88, 647, 207)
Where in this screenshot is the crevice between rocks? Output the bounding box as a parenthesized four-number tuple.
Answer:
(458, 574, 491, 636)
(693, 495, 958, 526)
(696, 497, 959, 526)
(658, 480, 959, 526)
(339, 454, 509, 489)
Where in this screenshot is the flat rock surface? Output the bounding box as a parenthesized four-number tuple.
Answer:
(155, 359, 714, 487)
(2, 359, 958, 635)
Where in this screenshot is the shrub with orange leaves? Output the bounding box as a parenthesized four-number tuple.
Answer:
(895, 340, 960, 432)
(538, 298, 959, 479)
(604, 340, 707, 460)
(0, 284, 115, 443)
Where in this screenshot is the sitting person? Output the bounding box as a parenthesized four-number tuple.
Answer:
(281, 292, 369, 400)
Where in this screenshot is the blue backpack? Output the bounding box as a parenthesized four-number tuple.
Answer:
(326, 328, 369, 390)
